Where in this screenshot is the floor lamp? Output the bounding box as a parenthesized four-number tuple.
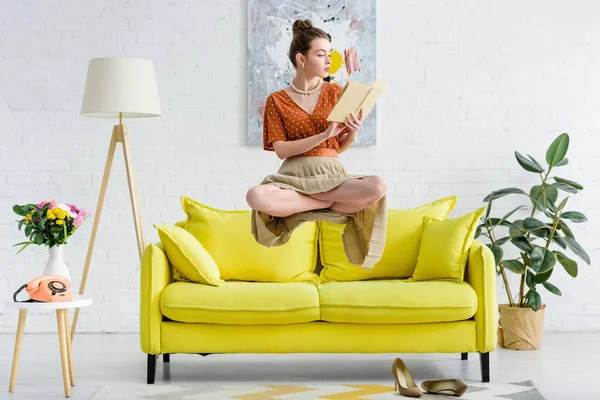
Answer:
(70, 57, 161, 340)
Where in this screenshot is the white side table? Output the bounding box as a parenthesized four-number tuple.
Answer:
(6, 296, 93, 398)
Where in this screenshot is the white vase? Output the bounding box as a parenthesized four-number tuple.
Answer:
(42, 246, 71, 281)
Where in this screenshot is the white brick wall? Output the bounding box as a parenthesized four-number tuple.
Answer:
(1, 0, 599, 333)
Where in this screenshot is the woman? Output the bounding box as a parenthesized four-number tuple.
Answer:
(246, 19, 388, 270)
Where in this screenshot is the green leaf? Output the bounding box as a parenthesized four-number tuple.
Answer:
(535, 266, 553, 283)
(13, 240, 33, 247)
(474, 223, 484, 239)
(530, 196, 547, 212)
(563, 237, 591, 265)
(546, 198, 557, 213)
(542, 210, 555, 220)
(527, 154, 545, 170)
(483, 188, 528, 202)
(555, 158, 569, 167)
(495, 236, 512, 246)
(551, 235, 567, 249)
(561, 211, 587, 223)
(546, 133, 569, 167)
(551, 182, 579, 194)
(18, 220, 24, 231)
(526, 269, 536, 289)
(15, 242, 34, 255)
(556, 197, 569, 213)
(509, 220, 527, 237)
(553, 177, 583, 190)
(530, 184, 558, 210)
(34, 232, 43, 245)
(555, 251, 578, 277)
(542, 281, 562, 296)
(511, 236, 534, 252)
(557, 220, 575, 239)
(24, 224, 33, 237)
(485, 194, 494, 220)
(487, 244, 504, 266)
(526, 290, 542, 311)
(502, 259, 526, 274)
(515, 151, 545, 173)
(523, 217, 552, 238)
(530, 246, 557, 273)
(498, 205, 526, 227)
(12, 205, 26, 216)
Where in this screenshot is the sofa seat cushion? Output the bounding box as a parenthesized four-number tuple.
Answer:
(318, 280, 477, 324)
(161, 281, 320, 325)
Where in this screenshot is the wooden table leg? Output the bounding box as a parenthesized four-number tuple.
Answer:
(62, 310, 75, 386)
(9, 309, 27, 393)
(56, 309, 71, 397)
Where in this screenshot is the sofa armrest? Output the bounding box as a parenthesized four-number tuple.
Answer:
(140, 242, 173, 355)
(465, 239, 498, 352)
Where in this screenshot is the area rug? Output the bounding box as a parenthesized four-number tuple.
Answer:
(91, 380, 545, 399)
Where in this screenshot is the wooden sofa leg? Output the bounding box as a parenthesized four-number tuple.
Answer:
(147, 354, 157, 384)
(461, 352, 468, 360)
(479, 352, 490, 382)
(163, 353, 170, 363)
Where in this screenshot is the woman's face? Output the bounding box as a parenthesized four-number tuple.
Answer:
(297, 37, 331, 78)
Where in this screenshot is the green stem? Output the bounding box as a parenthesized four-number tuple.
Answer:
(484, 214, 515, 307)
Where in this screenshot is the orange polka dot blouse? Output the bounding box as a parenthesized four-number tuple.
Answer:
(263, 81, 346, 157)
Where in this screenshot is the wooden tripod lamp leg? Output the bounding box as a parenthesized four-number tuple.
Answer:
(119, 125, 147, 259)
(70, 124, 147, 341)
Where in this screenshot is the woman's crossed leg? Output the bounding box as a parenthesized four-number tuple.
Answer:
(246, 176, 387, 217)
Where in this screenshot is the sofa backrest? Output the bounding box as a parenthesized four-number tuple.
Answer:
(168, 195, 458, 284)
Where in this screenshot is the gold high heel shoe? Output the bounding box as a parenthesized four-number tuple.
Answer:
(421, 378, 468, 397)
(392, 358, 422, 398)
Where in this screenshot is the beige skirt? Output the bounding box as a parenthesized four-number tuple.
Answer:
(250, 156, 388, 270)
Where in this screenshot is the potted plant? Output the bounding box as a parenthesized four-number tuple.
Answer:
(13, 200, 90, 281)
(476, 133, 591, 350)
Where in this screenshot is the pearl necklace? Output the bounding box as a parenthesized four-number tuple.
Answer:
(291, 79, 322, 96)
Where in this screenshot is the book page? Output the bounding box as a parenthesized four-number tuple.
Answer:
(327, 82, 371, 123)
(357, 81, 387, 120)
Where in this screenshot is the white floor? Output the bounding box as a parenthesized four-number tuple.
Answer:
(0, 332, 598, 399)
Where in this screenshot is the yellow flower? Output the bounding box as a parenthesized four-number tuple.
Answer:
(55, 220, 65, 225)
(47, 210, 56, 220)
(55, 209, 66, 220)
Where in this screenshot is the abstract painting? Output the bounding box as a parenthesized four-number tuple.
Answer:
(247, 0, 377, 146)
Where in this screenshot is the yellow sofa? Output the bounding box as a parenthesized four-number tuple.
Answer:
(140, 196, 498, 384)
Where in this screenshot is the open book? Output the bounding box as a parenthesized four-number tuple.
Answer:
(327, 81, 387, 123)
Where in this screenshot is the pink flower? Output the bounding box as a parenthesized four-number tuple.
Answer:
(73, 216, 84, 228)
(66, 203, 80, 215)
(36, 200, 51, 209)
(79, 209, 89, 219)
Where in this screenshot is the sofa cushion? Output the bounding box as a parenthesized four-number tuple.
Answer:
(154, 224, 222, 286)
(318, 280, 477, 324)
(412, 207, 485, 283)
(180, 196, 319, 283)
(161, 281, 320, 324)
(319, 196, 457, 283)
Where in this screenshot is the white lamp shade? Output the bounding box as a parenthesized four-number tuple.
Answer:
(81, 57, 161, 118)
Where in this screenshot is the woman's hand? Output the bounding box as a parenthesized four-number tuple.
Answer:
(320, 121, 346, 140)
(343, 108, 363, 134)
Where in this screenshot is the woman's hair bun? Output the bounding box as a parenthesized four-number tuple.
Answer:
(292, 20, 313, 35)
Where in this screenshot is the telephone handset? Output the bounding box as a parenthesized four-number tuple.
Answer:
(13, 275, 74, 303)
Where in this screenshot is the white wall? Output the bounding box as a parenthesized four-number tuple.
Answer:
(1, 0, 598, 333)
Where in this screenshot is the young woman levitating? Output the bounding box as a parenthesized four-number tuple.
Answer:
(246, 19, 388, 269)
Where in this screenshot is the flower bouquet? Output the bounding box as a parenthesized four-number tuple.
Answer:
(13, 200, 90, 254)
